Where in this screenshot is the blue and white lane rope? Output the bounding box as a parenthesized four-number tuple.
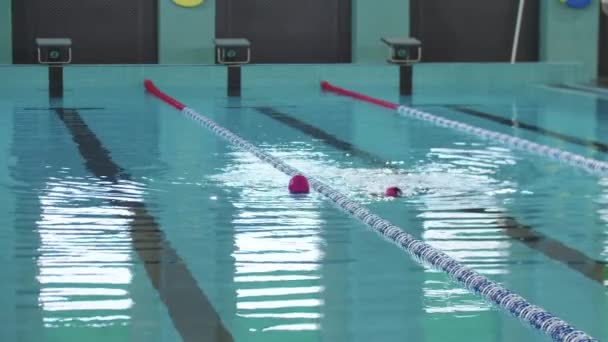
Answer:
(320, 81, 608, 177)
(145, 77, 595, 341)
(178, 107, 596, 342)
(396, 106, 608, 175)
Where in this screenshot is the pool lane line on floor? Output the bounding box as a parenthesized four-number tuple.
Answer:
(23, 107, 105, 111)
(445, 105, 608, 154)
(253, 106, 607, 285)
(53, 107, 233, 342)
(254, 106, 404, 171)
(145, 79, 597, 342)
(548, 84, 608, 99)
(321, 81, 608, 176)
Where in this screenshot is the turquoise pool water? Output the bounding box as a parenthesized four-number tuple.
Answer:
(0, 66, 607, 342)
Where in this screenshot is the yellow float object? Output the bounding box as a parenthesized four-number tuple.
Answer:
(173, 0, 204, 8)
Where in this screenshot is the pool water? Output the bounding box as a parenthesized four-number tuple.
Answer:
(0, 66, 607, 342)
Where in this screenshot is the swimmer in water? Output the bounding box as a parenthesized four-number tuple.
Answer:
(369, 186, 403, 198)
(370, 186, 431, 199)
(385, 186, 403, 198)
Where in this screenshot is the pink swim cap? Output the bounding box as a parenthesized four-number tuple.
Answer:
(289, 175, 310, 194)
(385, 186, 402, 198)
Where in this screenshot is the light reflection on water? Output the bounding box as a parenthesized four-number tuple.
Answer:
(210, 150, 327, 334)
(35, 175, 146, 328)
(208, 142, 522, 335)
(14, 126, 605, 340)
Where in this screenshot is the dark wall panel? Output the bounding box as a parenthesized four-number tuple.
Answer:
(216, 0, 351, 63)
(410, 0, 539, 62)
(599, 10, 608, 78)
(12, 0, 157, 64)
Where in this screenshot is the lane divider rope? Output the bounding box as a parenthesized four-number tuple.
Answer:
(144, 79, 597, 342)
(320, 81, 608, 176)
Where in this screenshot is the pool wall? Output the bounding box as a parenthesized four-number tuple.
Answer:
(158, 0, 216, 65)
(350, 0, 410, 63)
(0, 63, 583, 102)
(540, 0, 599, 80)
(0, 0, 600, 82)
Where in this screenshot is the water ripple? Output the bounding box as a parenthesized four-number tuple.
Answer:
(25, 174, 150, 329)
(210, 150, 327, 334)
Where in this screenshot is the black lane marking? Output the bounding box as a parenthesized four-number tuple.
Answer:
(24, 107, 105, 111)
(54, 108, 234, 342)
(465, 209, 606, 284)
(447, 105, 608, 154)
(550, 84, 608, 98)
(254, 106, 607, 285)
(409, 103, 484, 108)
(225, 105, 296, 109)
(255, 106, 401, 170)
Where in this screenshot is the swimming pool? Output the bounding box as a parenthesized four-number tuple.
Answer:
(0, 65, 606, 342)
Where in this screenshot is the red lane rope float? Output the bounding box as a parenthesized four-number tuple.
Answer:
(320, 81, 398, 110)
(144, 79, 186, 110)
